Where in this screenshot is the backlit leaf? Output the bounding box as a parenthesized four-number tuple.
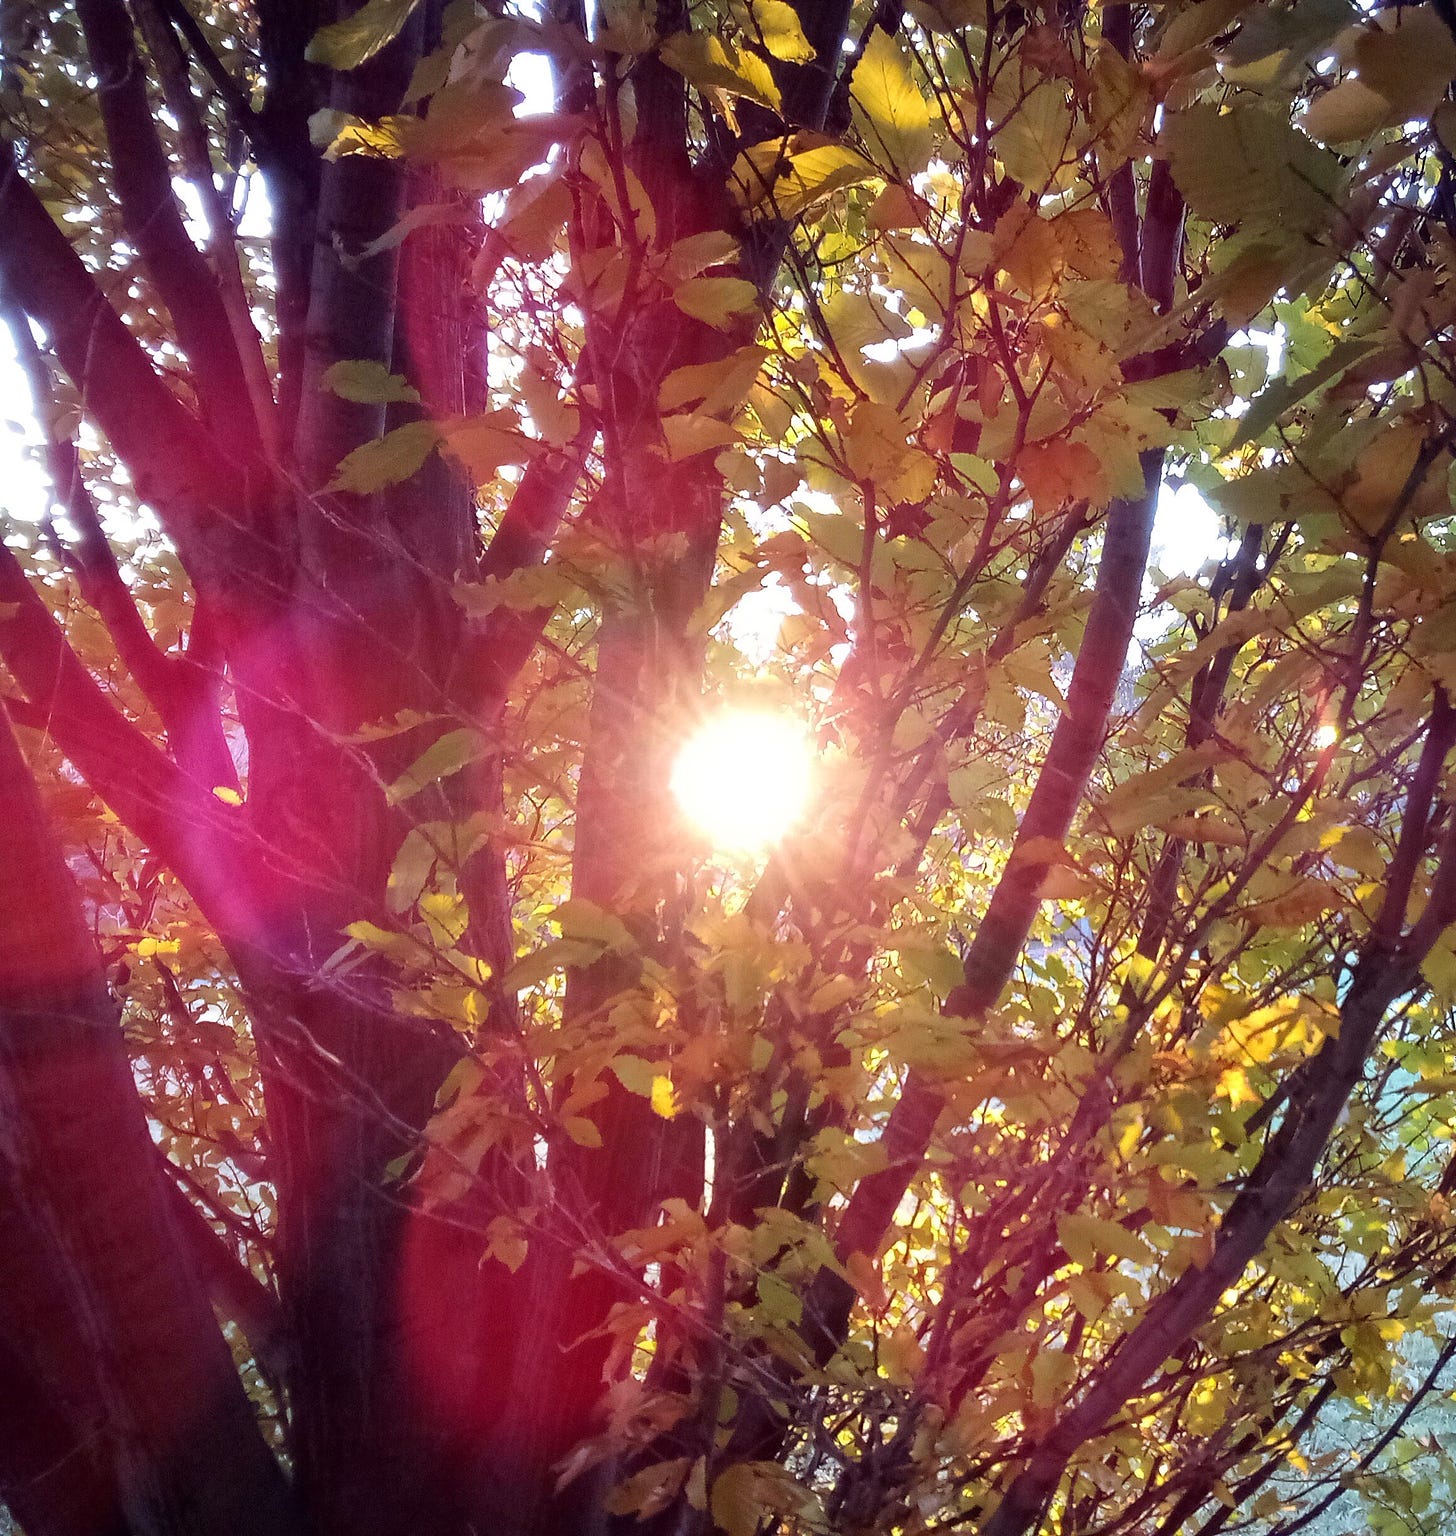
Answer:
(307, 0, 422, 69)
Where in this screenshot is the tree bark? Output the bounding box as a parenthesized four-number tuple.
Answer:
(0, 702, 302, 1536)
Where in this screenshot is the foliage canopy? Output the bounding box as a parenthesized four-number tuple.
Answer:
(5, 3, 1456, 1536)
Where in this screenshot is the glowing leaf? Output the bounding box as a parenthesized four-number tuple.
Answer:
(322, 360, 420, 405)
(746, 1, 814, 62)
(326, 420, 439, 494)
(649, 1076, 679, 1120)
(660, 31, 781, 109)
(307, 0, 422, 69)
(672, 276, 760, 329)
(851, 28, 933, 172)
(385, 729, 486, 805)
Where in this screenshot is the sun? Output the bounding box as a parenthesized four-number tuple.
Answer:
(671, 710, 814, 854)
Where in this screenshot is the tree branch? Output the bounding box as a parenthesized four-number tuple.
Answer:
(0, 699, 302, 1536)
(0, 536, 255, 941)
(154, 0, 267, 138)
(979, 800, 1456, 1536)
(0, 138, 249, 592)
(76, 0, 264, 463)
(134, 0, 282, 458)
(0, 294, 238, 792)
(829, 451, 1165, 1275)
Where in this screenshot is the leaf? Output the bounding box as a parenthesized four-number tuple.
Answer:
(1229, 335, 1380, 448)
(1218, 1065, 1260, 1109)
(1090, 44, 1150, 172)
(325, 420, 439, 494)
(1162, 103, 1343, 236)
(342, 920, 423, 965)
(606, 1459, 691, 1520)
(1301, 78, 1403, 145)
(1057, 1212, 1152, 1269)
(485, 1215, 528, 1273)
(608, 1055, 658, 1095)
(660, 31, 781, 110)
(731, 142, 879, 220)
(501, 938, 604, 993)
(657, 416, 741, 462)
(659, 346, 767, 414)
(650, 1076, 679, 1119)
(709, 1463, 814, 1536)
(553, 898, 636, 954)
(672, 276, 760, 329)
(322, 360, 420, 405)
(746, 2, 814, 62)
(384, 729, 486, 805)
(996, 82, 1076, 190)
(851, 28, 933, 173)
(307, 0, 422, 69)
(443, 411, 541, 483)
(1350, 6, 1456, 117)
(313, 111, 413, 159)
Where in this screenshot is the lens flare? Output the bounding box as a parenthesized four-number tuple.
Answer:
(671, 710, 814, 853)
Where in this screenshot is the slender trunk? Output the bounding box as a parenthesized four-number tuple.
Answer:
(0, 703, 302, 1536)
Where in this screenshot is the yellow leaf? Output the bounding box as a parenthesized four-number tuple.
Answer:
(731, 141, 878, 220)
(672, 275, 760, 330)
(657, 416, 741, 462)
(1218, 1065, 1260, 1109)
(307, 0, 421, 69)
(851, 28, 933, 172)
(660, 31, 781, 110)
(1057, 1212, 1152, 1269)
(650, 1075, 679, 1120)
(880, 1324, 925, 1385)
(747, 1, 815, 63)
(659, 346, 767, 414)
(996, 82, 1076, 191)
(1030, 1349, 1076, 1408)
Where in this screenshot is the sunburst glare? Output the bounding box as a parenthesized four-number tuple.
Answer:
(671, 710, 814, 854)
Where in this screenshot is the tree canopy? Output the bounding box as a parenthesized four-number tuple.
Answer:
(5, 3, 1456, 1536)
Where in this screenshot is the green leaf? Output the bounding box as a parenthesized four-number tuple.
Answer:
(321, 360, 421, 405)
(850, 28, 933, 173)
(307, 0, 422, 70)
(325, 420, 439, 494)
(1229, 335, 1380, 449)
(608, 1055, 658, 1096)
(1162, 103, 1342, 235)
(384, 729, 486, 806)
